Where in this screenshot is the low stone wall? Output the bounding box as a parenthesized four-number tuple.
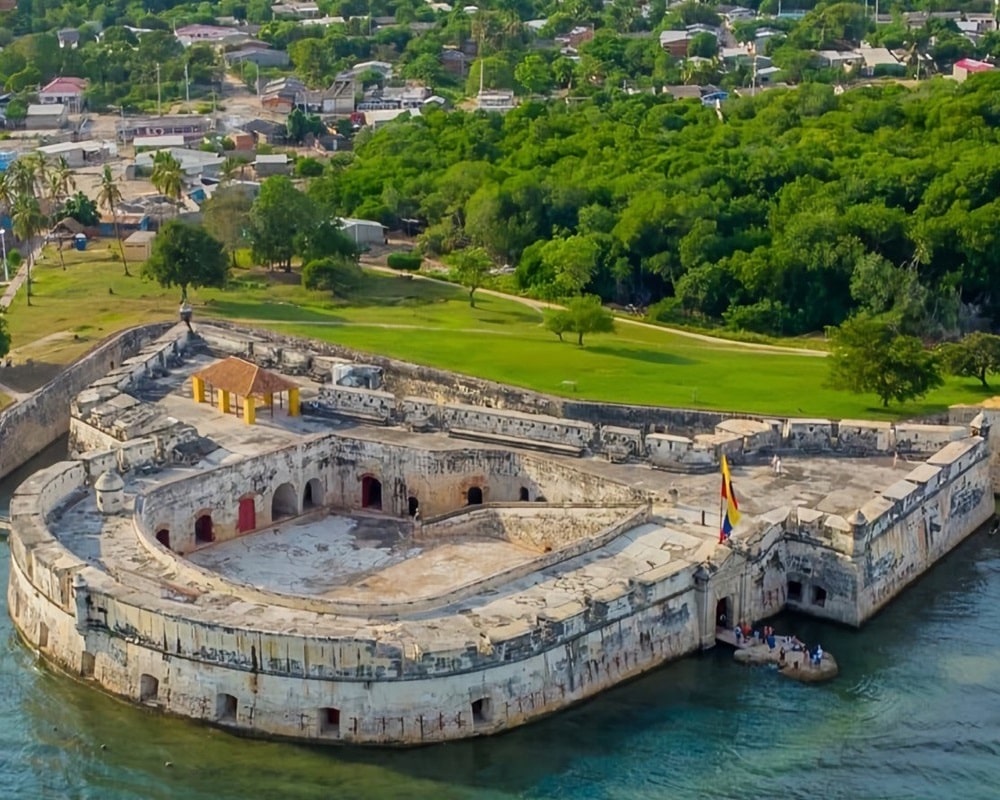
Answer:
(0, 324, 172, 481)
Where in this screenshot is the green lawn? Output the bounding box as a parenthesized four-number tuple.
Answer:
(2, 247, 992, 420)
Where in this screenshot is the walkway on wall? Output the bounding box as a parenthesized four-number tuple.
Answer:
(715, 627, 751, 649)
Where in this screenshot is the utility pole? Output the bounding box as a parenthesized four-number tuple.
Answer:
(184, 61, 190, 111)
(156, 62, 162, 116)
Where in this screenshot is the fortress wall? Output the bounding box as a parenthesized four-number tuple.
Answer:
(440, 403, 595, 450)
(0, 324, 172, 481)
(835, 420, 893, 454)
(8, 545, 700, 745)
(855, 437, 993, 622)
(135, 434, 641, 555)
(313, 385, 395, 423)
(893, 423, 966, 456)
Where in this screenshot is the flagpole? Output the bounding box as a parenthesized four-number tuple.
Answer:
(718, 491, 725, 543)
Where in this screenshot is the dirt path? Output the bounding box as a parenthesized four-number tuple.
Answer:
(361, 260, 827, 357)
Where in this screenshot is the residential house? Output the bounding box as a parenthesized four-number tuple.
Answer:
(244, 118, 288, 145)
(116, 115, 212, 143)
(816, 50, 862, 70)
(363, 107, 421, 129)
(338, 217, 387, 247)
(659, 30, 691, 57)
(25, 104, 67, 129)
(133, 147, 224, 179)
(441, 47, 471, 76)
(339, 61, 394, 82)
(721, 7, 755, 23)
(174, 24, 244, 46)
(752, 28, 780, 55)
(271, 1, 321, 17)
(662, 85, 704, 100)
(856, 46, 903, 76)
(254, 153, 289, 176)
(224, 41, 290, 68)
(133, 134, 189, 151)
(358, 85, 431, 111)
(36, 140, 109, 167)
(57, 29, 80, 48)
(38, 76, 88, 113)
(476, 90, 517, 113)
(555, 26, 594, 48)
(659, 26, 719, 58)
(952, 57, 995, 81)
(300, 16, 347, 27)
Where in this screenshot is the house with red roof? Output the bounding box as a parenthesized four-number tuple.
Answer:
(952, 58, 995, 82)
(38, 76, 88, 113)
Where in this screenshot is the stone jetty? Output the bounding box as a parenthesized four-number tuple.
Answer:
(733, 637, 838, 683)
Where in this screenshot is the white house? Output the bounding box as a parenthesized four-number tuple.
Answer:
(38, 76, 88, 113)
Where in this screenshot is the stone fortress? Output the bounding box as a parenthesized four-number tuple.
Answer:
(4, 321, 998, 745)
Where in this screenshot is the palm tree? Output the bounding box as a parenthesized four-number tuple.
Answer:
(151, 151, 184, 202)
(12, 194, 45, 307)
(220, 156, 240, 185)
(150, 151, 184, 227)
(96, 165, 129, 277)
(47, 156, 77, 271)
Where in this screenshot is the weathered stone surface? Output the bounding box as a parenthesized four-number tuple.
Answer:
(3, 321, 996, 746)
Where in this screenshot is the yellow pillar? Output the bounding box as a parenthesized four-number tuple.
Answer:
(191, 376, 205, 403)
(242, 395, 256, 425)
(218, 389, 231, 414)
(288, 387, 300, 417)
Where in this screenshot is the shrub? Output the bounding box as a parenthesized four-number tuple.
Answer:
(302, 256, 363, 294)
(387, 252, 423, 271)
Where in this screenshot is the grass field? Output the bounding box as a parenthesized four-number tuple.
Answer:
(1, 246, 992, 420)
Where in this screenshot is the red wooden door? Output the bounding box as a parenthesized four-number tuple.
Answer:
(238, 497, 256, 532)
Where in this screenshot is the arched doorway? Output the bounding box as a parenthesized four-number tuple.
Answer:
(361, 476, 382, 510)
(238, 496, 256, 533)
(271, 483, 298, 521)
(407, 496, 419, 517)
(156, 529, 170, 549)
(467, 486, 483, 505)
(303, 478, 323, 510)
(519, 487, 530, 501)
(194, 514, 214, 544)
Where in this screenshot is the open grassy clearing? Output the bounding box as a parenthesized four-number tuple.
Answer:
(1, 247, 991, 419)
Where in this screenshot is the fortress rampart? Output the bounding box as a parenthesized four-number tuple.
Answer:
(4, 321, 998, 745)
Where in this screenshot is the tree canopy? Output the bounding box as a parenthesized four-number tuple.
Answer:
(827, 315, 942, 407)
(545, 295, 615, 346)
(313, 74, 1000, 340)
(142, 220, 228, 301)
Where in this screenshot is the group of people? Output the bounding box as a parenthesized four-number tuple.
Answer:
(777, 637, 824, 669)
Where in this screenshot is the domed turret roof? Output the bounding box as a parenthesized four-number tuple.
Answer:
(95, 471, 125, 492)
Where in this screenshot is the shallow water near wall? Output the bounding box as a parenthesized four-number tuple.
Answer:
(2, 444, 999, 800)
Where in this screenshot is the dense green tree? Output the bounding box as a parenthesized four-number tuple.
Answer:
(547, 294, 615, 346)
(249, 176, 319, 271)
(295, 219, 359, 264)
(827, 315, 942, 407)
(453, 246, 492, 307)
(142, 221, 228, 301)
(202, 187, 254, 267)
(59, 191, 99, 227)
(939, 332, 1000, 389)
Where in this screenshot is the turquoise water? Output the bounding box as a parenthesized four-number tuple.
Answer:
(1, 444, 999, 799)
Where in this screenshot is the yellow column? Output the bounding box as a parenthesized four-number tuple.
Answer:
(218, 389, 231, 414)
(191, 376, 205, 403)
(288, 387, 300, 417)
(243, 395, 256, 425)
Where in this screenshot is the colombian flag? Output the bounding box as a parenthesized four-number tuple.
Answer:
(719, 455, 741, 543)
